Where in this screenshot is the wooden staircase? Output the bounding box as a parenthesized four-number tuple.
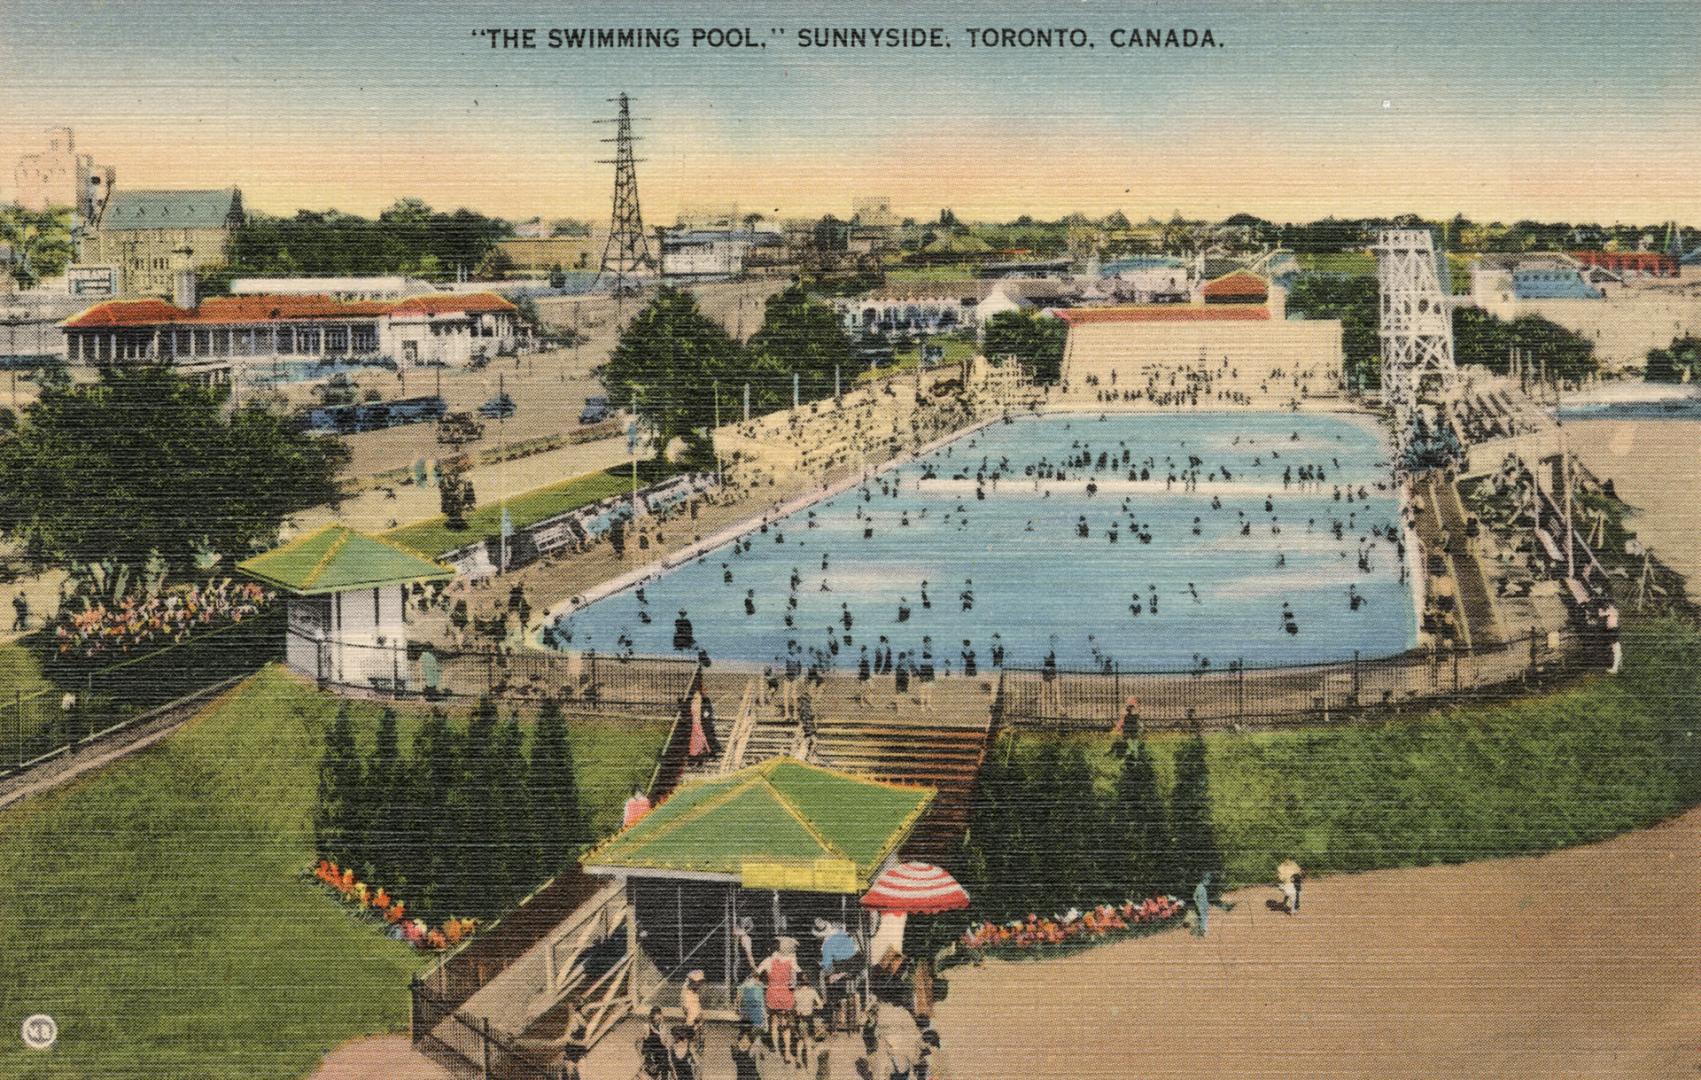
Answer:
(812, 715, 993, 860)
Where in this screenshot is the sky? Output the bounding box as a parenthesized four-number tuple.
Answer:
(2, 0, 1698, 225)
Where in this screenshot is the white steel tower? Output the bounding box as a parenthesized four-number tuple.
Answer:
(1374, 228, 1457, 443)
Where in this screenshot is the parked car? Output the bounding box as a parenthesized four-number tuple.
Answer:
(579, 395, 611, 424)
(478, 393, 517, 420)
(437, 411, 485, 446)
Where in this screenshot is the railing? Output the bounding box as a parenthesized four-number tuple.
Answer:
(410, 979, 560, 1080)
(720, 678, 759, 774)
(2, 611, 282, 778)
(1000, 630, 1588, 731)
(286, 628, 697, 712)
(411, 874, 633, 1079)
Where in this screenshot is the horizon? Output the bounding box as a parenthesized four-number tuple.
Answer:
(4, 1, 1700, 224)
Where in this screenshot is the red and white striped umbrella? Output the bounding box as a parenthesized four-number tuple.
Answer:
(860, 861, 970, 915)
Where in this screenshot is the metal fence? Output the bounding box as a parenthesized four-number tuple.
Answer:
(2, 611, 282, 777)
(998, 629, 1590, 731)
(286, 628, 698, 713)
(411, 979, 559, 1080)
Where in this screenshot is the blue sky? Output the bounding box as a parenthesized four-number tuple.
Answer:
(3, 0, 1697, 222)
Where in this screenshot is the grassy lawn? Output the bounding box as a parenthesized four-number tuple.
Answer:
(1295, 251, 1473, 293)
(0, 665, 667, 1080)
(883, 263, 983, 283)
(856, 335, 978, 385)
(384, 466, 638, 558)
(0, 639, 52, 706)
(1027, 615, 1701, 889)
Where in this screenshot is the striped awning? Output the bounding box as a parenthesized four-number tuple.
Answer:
(860, 861, 970, 915)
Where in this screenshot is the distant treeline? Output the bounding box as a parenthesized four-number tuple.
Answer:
(201, 199, 510, 292)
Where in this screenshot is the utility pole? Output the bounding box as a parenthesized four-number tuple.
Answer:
(593, 92, 656, 314)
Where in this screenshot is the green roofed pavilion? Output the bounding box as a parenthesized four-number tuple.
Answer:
(583, 757, 934, 893)
(239, 526, 453, 691)
(238, 525, 452, 596)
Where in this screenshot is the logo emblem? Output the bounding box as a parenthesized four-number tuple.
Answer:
(21, 1013, 57, 1050)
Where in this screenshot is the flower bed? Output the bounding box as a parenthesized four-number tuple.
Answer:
(959, 895, 1186, 958)
(55, 580, 273, 659)
(310, 859, 476, 952)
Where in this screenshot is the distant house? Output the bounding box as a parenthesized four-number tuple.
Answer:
(228, 276, 434, 301)
(1200, 269, 1269, 305)
(81, 187, 244, 297)
(60, 290, 520, 377)
(659, 227, 782, 281)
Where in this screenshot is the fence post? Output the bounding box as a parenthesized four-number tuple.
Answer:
(485, 650, 494, 696)
(14, 690, 21, 771)
(1113, 662, 1121, 714)
(1352, 649, 1361, 704)
(480, 1015, 492, 1079)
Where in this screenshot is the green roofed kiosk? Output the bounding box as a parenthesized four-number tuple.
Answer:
(582, 756, 934, 1017)
(238, 525, 453, 690)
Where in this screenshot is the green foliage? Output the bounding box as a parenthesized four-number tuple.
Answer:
(745, 284, 855, 407)
(0, 363, 347, 575)
(1644, 335, 1701, 383)
(313, 705, 361, 868)
(219, 199, 508, 284)
(982, 310, 1067, 384)
(527, 698, 590, 876)
(1286, 274, 1381, 389)
(1109, 735, 1169, 903)
(1167, 732, 1224, 898)
(0, 204, 74, 286)
(1453, 307, 1598, 381)
(600, 287, 742, 461)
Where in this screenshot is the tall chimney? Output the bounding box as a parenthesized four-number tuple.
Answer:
(171, 244, 196, 309)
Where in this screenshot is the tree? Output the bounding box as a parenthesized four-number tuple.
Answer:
(438, 457, 475, 531)
(744, 284, 853, 406)
(526, 699, 589, 876)
(0, 363, 347, 576)
(1168, 732, 1223, 900)
(0, 205, 74, 287)
(406, 708, 462, 919)
(456, 698, 500, 915)
(981, 310, 1067, 384)
(1047, 744, 1107, 904)
(361, 707, 403, 884)
(492, 710, 532, 906)
(314, 705, 361, 863)
(599, 287, 741, 463)
(1286, 274, 1380, 389)
(1645, 336, 1701, 383)
(1453, 307, 1598, 383)
(1109, 734, 1169, 900)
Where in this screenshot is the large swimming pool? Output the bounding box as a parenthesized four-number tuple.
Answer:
(550, 412, 1417, 672)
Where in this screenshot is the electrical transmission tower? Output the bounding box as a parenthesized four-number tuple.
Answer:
(593, 92, 656, 296)
(1374, 228, 1457, 449)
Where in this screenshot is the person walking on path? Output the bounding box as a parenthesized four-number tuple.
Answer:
(1277, 859, 1304, 913)
(1192, 871, 1215, 937)
(757, 936, 801, 1064)
(11, 591, 28, 632)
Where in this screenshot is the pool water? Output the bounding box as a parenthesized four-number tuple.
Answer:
(552, 412, 1417, 671)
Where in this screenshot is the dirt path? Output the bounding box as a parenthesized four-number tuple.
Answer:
(306, 1035, 451, 1080)
(933, 808, 1701, 1079)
